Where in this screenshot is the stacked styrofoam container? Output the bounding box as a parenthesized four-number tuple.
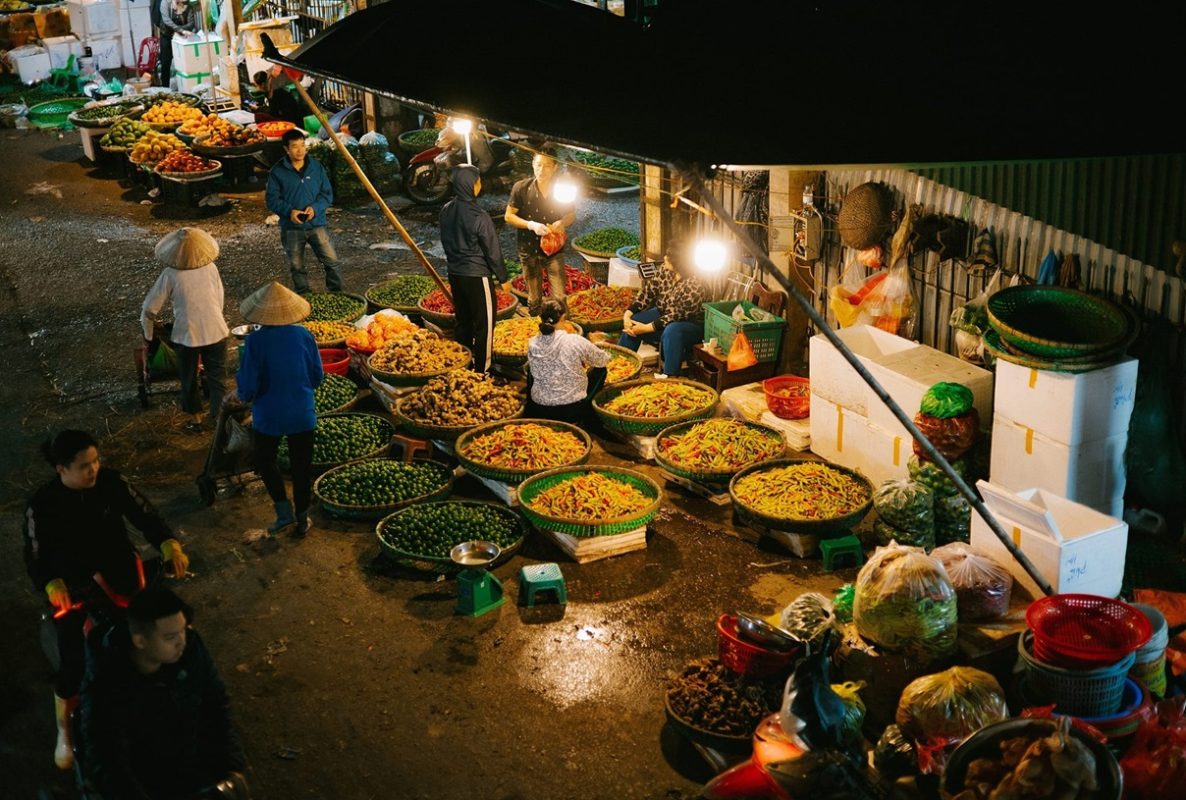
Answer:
(42, 35, 84, 70)
(989, 358, 1137, 518)
(66, 0, 123, 70)
(117, 0, 154, 70)
(172, 32, 223, 91)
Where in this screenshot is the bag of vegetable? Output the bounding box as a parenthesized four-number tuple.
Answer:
(932, 542, 1013, 621)
(779, 592, 837, 649)
(873, 479, 934, 541)
(873, 520, 935, 551)
(912, 383, 980, 461)
(895, 666, 1009, 774)
(934, 493, 971, 546)
(852, 543, 958, 662)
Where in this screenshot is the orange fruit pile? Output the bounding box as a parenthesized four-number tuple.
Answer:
(346, 314, 419, 353)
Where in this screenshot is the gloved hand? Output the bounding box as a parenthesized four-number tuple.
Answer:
(45, 579, 72, 615)
(160, 539, 190, 577)
(527, 221, 548, 236)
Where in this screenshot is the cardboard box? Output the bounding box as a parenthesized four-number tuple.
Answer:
(989, 412, 1126, 517)
(809, 393, 873, 477)
(867, 345, 994, 440)
(85, 33, 122, 69)
(41, 34, 84, 70)
(970, 480, 1127, 599)
(66, 0, 120, 37)
(993, 357, 1137, 446)
(809, 325, 919, 415)
(10, 45, 52, 84)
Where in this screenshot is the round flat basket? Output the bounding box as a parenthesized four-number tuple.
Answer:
(305, 292, 368, 324)
(68, 105, 142, 129)
(417, 293, 519, 329)
(279, 412, 395, 475)
(364, 277, 436, 314)
(729, 458, 873, 535)
(655, 418, 786, 484)
(565, 287, 637, 331)
(191, 134, 265, 157)
(982, 329, 1125, 374)
(592, 377, 719, 437)
(369, 347, 472, 387)
(664, 694, 753, 755)
(491, 319, 583, 365)
(393, 393, 524, 442)
(454, 418, 592, 484)
(375, 500, 526, 574)
(987, 285, 1130, 357)
(517, 466, 662, 537)
(28, 97, 89, 127)
(141, 119, 183, 132)
(598, 343, 643, 384)
(155, 159, 222, 181)
(313, 458, 454, 521)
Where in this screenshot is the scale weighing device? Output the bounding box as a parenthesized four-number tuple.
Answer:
(449, 541, 505, 617)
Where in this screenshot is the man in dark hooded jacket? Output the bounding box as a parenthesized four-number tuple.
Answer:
(439, 164, 508, 374)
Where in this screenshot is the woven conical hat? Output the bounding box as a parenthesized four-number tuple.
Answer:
(240, 282, 311, 326)
(154, 227, 220, 270)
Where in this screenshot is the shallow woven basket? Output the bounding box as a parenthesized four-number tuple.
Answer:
(364, 278, 436, 314)
(491, 320, 584, 365)
(592, 377, 719, 437)
(191, 134, 265, 157)
(565, 287, 637, 332)
(279, 412, 395, 476)
(394, 393, 525, 442)
(313, 458, 454, 521)
(837, 182, 894, 249)
(375, 500, 526, 574)
(368, 346, 472, 387)
(729, 458, 873, 535)
(454, 418, 592, 484)
(655, 418, 787, 484)
(982, 329, 1126, 374)
(305, 292, 369, 324)
(987, 285, 1130, 357)
(599, 343, 644, 384)
(517, 466, 662, 537)
(417, 293, 520, 329)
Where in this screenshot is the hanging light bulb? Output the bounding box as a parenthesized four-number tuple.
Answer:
(450, 118, 473, 135)
(553, 177, 579, 204)
(693, 239, 728, 274)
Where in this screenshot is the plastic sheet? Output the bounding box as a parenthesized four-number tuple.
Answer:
(779, 593, 836, 648)
(933, 542, 1012, 621)
(853, 543, 957, 661)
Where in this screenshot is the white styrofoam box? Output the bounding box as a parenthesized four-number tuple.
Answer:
(175, 69, 217, 93)
(990, 412, 1127, 517)
(79, 124, 104, 161)
(172, 33, 224, 78)
(867, 345, 994, 439)
(759, 411, 811, 452)
(970, 480, 1127, 600)
(809, 325, 919, 415)
(10, 47, 52, 84)
(117, 1, 155, 69)
(67, 0, 121, 37)
(993, 357, 1138, 446)
(809, 393, 873, 477)
(42, 35, 84, 70)
(721, 381, 768, 422)
(85, 34, 123, 70)
(858, 421, 913, 488)
(637, 342, 659, 367)
(607, 258, 641, 288)
(219, 109, 256, 126)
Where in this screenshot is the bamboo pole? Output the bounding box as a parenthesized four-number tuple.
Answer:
(289, 78, 452, 301)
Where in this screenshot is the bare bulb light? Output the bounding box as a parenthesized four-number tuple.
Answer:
(693, 239, 728, 274)
(553, 179, 578, 204)
(450, 118, 473, 135)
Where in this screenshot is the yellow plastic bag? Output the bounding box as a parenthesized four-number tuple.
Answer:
(727, 330, 758, 371)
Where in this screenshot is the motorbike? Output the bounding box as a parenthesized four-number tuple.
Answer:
(403, 129, 517, 205)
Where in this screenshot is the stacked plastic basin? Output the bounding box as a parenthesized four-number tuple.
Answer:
(1128, 603, 1169, 698)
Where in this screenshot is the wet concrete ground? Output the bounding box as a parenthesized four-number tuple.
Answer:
(0, 129, 853, 799)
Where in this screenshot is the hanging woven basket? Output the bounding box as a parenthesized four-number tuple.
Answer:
(838, 182, 894, 249)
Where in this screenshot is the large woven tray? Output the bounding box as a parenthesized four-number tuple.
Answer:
(68, 103, 143, 129)
(279, 412, 395, 475)
(564, 286, 637, 332)
(313, 458, 454, 521)
(368, 346, 472, 387)
(393, 393, 524, 442)
(592, 377, 719, 437)
(375, 500, 527, 574)
(454, 418, 592, 484)
(729, 458, 873, 536)
(982, 328, 1126, 374)
(417, 293, 520, 329)
(304, 292, 369, 324)
(364, 277, 436, 314)
(517, 466, 662, 538)
(987, 285, 1130, 357)
(598, 343, 643, 384)
(491, 319, 583, 365)
(654, 418, 786, 484)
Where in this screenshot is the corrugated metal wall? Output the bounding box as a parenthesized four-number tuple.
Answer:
(913, 157, 1186, 275)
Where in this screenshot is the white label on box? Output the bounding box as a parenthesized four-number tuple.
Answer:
(993, 357, 1137, 446)
(809, 325, 919, 415)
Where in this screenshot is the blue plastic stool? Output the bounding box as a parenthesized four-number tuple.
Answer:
(519, 563, 567, 607)
(820, 534, 864, 571)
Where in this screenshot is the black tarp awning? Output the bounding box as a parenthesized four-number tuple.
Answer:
(268, 0, 1186, 169)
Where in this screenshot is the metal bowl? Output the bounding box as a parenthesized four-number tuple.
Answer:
(231, 324, 260, 339)
(450, 540, 502, 569)
(735, 612, 800, 651)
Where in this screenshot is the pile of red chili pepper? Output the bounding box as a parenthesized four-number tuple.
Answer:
(527, 472, 652, 521)
(733, 463, 870, 520)
(603, 382, 715, 418)
(566, 286, 637, 323)
(421, 288, 515, 315)
(510, 265, 598, 297)
(459, 423, 586, 471)
(657, 419, 783, 473)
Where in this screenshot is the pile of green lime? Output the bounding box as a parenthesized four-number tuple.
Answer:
(365, 275, 436, 309)
(573, 227, 639, 256)
(305, 292, 366, 323)
(279, 414, 392, 468)
(379, 502, 520, 559)
(317, 459, 449, 507)
(314, 374, 356, 414)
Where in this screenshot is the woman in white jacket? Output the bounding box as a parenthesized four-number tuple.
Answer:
(525, 301, 610, 424)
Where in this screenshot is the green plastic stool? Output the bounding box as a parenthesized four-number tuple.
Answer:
(819, 534, 864, 571)
(519, 563, 567, 607)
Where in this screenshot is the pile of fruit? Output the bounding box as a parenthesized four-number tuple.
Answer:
(178, 113, 240, 140)
(313, 373, 356, 414)
(379, 502, 520, 560)
(572, 227, 639, 256)
(525, 471, 653, 521)
(100, 118, 151, 150)
(305, 292, 366, 323)
(74, 102, 141, 123)
(317, 459, 449, 508)
(459, 422, 586, 472)
(400, 370, 522, 427)
(255, 120, 295, 138)
(142, 92, 199, 109)
(155, 150, 219, 174)
(0, 0, 33, 10)
(509, 264, 597, 298)
(566, 286, 637, 324)
(492, 317, 579, 356)
(129, 131, 185, 165)
(345, 313, 418, 353)
(198, 125, 265, 148)
(420, 288, 515, 316)
(279, 414, 392, 468)
(657, 419, 784, 474)
(732, 462, 870, 522)
(141, 101, 203, 126)
(602, 381, 716, 418)
(301, 320, 355, 346)
(366, 275, 437, 309)
(370, 330, 469, 375)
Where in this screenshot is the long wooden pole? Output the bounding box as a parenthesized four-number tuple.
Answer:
(289, 78, 452, 301)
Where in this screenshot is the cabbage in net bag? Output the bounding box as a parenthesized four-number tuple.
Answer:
(932, 542, 1013, 621)
(853, 543, 957, 662)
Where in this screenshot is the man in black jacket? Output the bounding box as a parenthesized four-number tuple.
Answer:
(80, 587, 247, 800)
(440, 164, 508, 374)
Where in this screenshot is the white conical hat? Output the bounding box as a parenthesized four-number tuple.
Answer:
(154, 227, 219, 270)
(240, 281, 311, 326)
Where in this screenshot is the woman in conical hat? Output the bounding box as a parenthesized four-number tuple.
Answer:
(141, 227, 229, 432)
(233, 281, 322, 538)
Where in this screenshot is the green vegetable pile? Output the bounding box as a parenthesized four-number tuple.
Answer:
(572, 227, 639, 256)
(873, 479, 935, 550)
(75, 102, 140, 121)
(314, 374, 356, 414)
(504, 258, 523, 278)
(379, 502, 520, 559)
(620, 245, 642, 261)
(560, 148, 640, 185)
(305, 292, 366, 323)
(279, 414, 392, 468)
(398, 128, 439, 152)
(366, 275, 436, 309)
(317, 459, 449, 507)
(920, 382, 974, 419)
(908, 455, 967, 497)
(99, 118, 151, 149)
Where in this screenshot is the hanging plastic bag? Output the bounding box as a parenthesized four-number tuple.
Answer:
(855, 260, 916, 337)
(828, 262, 887, 328)
(541, 228, 566, 256)
(932, 542, 1013, 621)
(950, 269, 1001, 364)
(727, 330, 759, 371)
(852, 543, 957, 662)
(779, 592, 836, 648)
(1119, 696, 1186, 799)
(895, 666, 1009, 774)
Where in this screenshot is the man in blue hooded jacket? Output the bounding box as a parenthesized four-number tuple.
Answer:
(265, 129, 344, 294)
(440, 164, 508, 374)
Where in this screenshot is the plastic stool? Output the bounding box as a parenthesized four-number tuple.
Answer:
(819, 534, 864, 571)
(518, 563, 567, 607)
(391, 434, 430, 462)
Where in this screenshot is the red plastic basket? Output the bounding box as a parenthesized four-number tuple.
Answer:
(319, 348, 350, 377)
(762, 376, 810, 420)
(1026, 594, 1152, 668)
(716, 614, 797, 679)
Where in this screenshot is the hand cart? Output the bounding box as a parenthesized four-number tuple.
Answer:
(196, 404, 257, 506)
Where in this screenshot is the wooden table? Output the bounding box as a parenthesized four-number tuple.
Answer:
(687, 343, 777, 392)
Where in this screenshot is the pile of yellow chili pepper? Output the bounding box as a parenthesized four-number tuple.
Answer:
(604, 353, 638, 383)
(603, 382, 715, 418)
(527, 472, 652, 520)
(733, 463, 870, 520)
(658, 419, 783, 473)
(459, 423, 586, 471)
(492, 317, 579, 356)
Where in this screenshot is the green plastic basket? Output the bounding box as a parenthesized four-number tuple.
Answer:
(27, 97, 89, 128)
(313, 458, 454, 521)
(454, 418, 592, 484)
(375, 500, 526, 573)
(987, 286, 1129, 357)
(394, 394, 525, 442)
(517, 466, 662, 537)
(592, 377, 719, 437)
(703, 300, 786, 364)
(654, 418, 787, 484)
(729, 458, 873, 535)
(304, 292, 368, 324)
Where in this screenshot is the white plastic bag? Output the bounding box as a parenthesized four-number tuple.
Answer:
(932, 542, 1013, 621)
(949, 270, 1001, 364)
(853, 543, 957, 662)
(354, 308, 412, 330)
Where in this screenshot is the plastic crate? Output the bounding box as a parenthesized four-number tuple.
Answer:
(703, 300, 785, 364)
